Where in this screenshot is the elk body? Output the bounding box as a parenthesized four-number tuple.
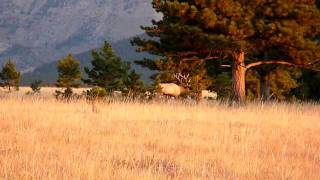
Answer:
(159, 83, 189, 97)
(157, 73, 219, 100)
(158, 73, 191, 97)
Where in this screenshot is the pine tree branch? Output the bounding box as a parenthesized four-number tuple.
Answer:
(246, 61, 296, 69)
(176, 50, 226, 61)
(181, 56, 220, 61)
(175, 49, 228, 57)
(246, 60, 320, 71)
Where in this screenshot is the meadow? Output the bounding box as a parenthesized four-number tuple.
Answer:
(0, 88, 319, 179)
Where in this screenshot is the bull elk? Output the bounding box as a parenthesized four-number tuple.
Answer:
(159, 73, 191, 97)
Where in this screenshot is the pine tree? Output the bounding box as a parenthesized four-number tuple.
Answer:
(56, 54, 81, 98)
(205, 60, 233, 99)
(83, 41, 131, 92)
(293, 0, 320, 101)
(125, 70, 145, 98)
(0, 60, 21, 91)
(132, 0, 320, 103)
(246, 67, 301, 101)
(293, 69, 320, 101)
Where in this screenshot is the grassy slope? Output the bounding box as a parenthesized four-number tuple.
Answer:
(0, 94, 319, 179)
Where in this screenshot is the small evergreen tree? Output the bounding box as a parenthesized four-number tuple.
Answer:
(214, 72, 233, 100)
(125, 70, 145, 98)
(152, 75, 162, 94)
(245, 66, 301, 101)
(0, 60, 21, 91)
(83, 41, 131, 92)
(56, 54, 81, 99)
(293, 69, 320, 101)
(267, 67, 301, 100)
(30, 80, 42, 94)
(86, 87, 108, 100)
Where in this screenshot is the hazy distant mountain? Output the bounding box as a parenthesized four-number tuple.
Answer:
(0, 0, 159, 71)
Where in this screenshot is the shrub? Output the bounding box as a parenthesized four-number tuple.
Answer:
(55, 87, 74, 100)
(86, 87, 108, 100)
(30, 80, 42, 93)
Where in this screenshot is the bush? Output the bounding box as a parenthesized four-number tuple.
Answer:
(86, 87, 108, 100)
(30, 80, 42, 93)
(55, 88, 74, 100)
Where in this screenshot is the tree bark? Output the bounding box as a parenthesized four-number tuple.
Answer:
(255, 80, 261, 99)
(260, 75, 271, 101)
(232, 51, 246, 103)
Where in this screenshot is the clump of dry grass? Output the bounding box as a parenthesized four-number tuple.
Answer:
(0, 96, 319, 179)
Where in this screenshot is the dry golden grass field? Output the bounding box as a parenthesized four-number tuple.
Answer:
(0, 88, 319, 179)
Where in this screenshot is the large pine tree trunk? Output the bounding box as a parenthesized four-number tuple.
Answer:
(232, 51, 246, 103)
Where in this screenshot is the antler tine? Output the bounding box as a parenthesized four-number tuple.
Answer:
(174, 73, 182, 84)
(184, 73, 190, 80)
(180, 73, 189, 81)
(185, 74, 191, 87)
(186, 74, 192, 87)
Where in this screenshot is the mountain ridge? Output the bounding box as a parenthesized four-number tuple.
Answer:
(0, 0, 159, 71)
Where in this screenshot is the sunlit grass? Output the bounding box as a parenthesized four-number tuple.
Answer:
(0, 94, 319, 179)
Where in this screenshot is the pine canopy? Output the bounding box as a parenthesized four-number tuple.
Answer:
(133, 0, 320, 102)
(56, 54, 81, 88)
(135, 0, 320, 64)
(0, 60, 21, 91)
(83, 41, 131, 91)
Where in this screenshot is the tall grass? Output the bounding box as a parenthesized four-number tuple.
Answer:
(0, 96, 319, 179)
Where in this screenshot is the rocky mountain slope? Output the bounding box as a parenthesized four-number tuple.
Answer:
(0, 0, 159, 72)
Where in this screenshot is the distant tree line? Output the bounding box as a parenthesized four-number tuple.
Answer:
(55, 41, 145, 100)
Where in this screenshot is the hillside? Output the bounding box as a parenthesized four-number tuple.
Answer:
(0, 0, 159, 71)
(21, 38, 155, 85)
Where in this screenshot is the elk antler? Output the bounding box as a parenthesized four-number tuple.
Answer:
(174, 73, 191, 87)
